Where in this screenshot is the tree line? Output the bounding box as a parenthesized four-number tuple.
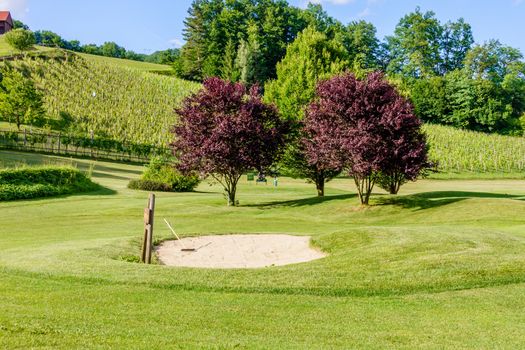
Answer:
(179, 1, 525, 135)
(11, 20, 179, 65)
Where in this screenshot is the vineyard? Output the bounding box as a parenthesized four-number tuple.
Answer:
(424, 124, 525, 173)
(1, 51, 524, 174)
(2, 51, 200, 148)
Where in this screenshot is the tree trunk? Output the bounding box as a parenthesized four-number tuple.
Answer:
(223, 174, 241, 206)
(354, 174, 375, 205)
(388, 174, 402, 195)
(388, 181, 399, 195)
(316, 176, 325, 197)
(227, 187, 236, 206)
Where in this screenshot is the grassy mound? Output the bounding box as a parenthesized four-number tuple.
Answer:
(0, 166, 99, 201)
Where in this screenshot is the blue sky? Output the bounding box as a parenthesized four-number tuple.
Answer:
(2, 0, 524, 55)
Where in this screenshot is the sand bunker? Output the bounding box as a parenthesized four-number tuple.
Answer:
(156, 234, 326, 269)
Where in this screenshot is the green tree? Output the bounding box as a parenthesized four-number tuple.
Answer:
(235, 23, 265, 86)
(343, 20, 380, 70)
(410, 75, 448, 123)
(265, 26, 348, 192)
(464, 40, 523, 83)
(386, 7, 443, 78)
(0, 68, 45, 129)
(280, 142, 341, 197)
(439, 18, 474, 74)
(81, 44, 100, 55)
(180, 0, 223, 81)
(4, 29, 35, 53)
(13, 20, 29, 30)
(101, 42, 126, 58)
(265, 26, 349, 122)
(180, 0, 313, 83)
(221, 39, 240, 81)
(300, 3, 344, 39)
(34, 30, 63, 47)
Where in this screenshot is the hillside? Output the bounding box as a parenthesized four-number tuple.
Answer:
(0, 35, 53, 57)
(0, 48, 524, 175)
(0, 35, 172, 72)
(424, 124, 525, 174)
(2, 51, 199, 147)
(77, 52, 173, 73)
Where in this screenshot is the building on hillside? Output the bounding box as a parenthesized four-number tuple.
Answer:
(0, 11, 13, 35)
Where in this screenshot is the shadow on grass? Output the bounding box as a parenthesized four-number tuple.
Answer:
(376, 191, 525, 210)
(91, 171, 135, 181)
(83, 184, 117, 196)
(245, 193, 358, 208)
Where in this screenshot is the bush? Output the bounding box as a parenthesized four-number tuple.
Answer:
(4, 29, 36, 52)
(0, 166, 99, 201)
(127, 179, 172, 192)
(127, 156, 200, 192)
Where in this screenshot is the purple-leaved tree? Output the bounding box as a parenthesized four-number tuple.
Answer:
(304, 72, 428, 205)
(172, 77, 288, 206)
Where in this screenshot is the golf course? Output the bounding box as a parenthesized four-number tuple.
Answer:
(1, 150, 525, 348)
(1, 0, 525, 348)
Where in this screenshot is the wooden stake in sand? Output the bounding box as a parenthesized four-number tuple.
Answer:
(163, 219, 195, 252)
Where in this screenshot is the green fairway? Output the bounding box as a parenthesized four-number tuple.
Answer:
(1, 150, 525, 348)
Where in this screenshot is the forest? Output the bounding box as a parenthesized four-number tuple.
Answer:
(177, 0, 525, 135)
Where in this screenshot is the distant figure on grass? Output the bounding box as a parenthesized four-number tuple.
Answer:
(172, 77, 288, 206)
(304, 72, 429, 204)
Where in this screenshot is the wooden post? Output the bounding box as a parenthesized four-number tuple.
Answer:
(141, 193, 155, 264)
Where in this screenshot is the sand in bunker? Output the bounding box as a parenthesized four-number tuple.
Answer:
(156, 234, 326, 269)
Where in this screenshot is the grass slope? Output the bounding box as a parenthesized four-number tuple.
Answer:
(425, 124, 525, 174)
(78, 52, 173, 72)
(0, 35, 53, 57)
(0, 35, 172, 72)
(1, 150, 525, 348)
(2, 54, 200, 147)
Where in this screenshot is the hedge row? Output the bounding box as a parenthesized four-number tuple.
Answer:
(0, 166, 99, 201)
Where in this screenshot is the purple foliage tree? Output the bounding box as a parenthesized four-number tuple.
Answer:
(172, 77, 288, 206)
(304, 72, 428, 205)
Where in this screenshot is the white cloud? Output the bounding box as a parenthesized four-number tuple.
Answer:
(0, 0, 29, 17)
(168, 38, 184, 48)
(513, 0, 523, 5)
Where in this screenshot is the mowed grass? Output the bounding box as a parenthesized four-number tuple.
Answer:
(1, 150, 525, 348)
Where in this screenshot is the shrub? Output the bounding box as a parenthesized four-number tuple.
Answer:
(127, 179, 172, 192)
(4, 29, 35, 52)
(127, 156, 200, 192)
(0, 166, 99, 201)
